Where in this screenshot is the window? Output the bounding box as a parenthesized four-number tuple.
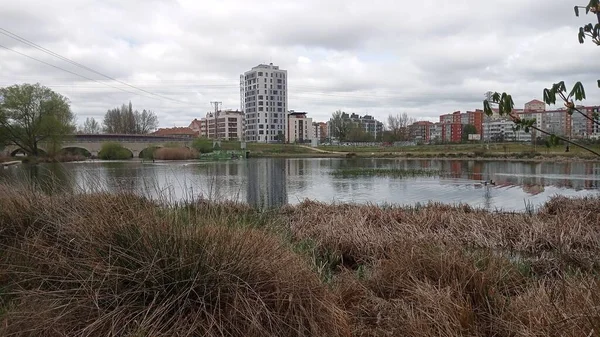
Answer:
(277, 85, 282, 89)
(264, 84, 267, 88)
(259, 130, 264, 135)
(258, 95, 263, 99)
(258, 72, 263, 76)
(277, 102, 282, 106)
(278, 108, 283, 112)
(270, 96, 274, 100)
(274, 113, 278, 117)
(259, 124, 264, 129)
(258, 107, 263, 111)
(258, 101, 263, 106)
(273, 90, 278, 94)
(277, 79, 282, 83)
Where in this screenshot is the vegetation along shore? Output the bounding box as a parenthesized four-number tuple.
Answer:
(0, 180, 599, 336)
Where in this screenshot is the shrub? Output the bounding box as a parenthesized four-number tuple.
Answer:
(192, 138, 214, 154)
(98, 142, 132, 160)
(153, 147, 198, 160)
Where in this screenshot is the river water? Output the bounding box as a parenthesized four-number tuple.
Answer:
(1, 158, 599, 212)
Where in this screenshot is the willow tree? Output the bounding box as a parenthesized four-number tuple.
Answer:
(483, 1, 600, 157)
(0, 83, 75, 156)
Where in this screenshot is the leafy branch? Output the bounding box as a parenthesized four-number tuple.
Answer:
(543, 81, 600, 126)
(483, 92, 600, 157)
(575, 0, 600, 45)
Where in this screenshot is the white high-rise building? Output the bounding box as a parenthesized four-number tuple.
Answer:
(240, 63, 288, 143)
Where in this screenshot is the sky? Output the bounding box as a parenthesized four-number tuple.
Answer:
(0, 0, 598, 129)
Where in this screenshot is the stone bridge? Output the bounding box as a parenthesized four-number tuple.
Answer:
(3, 134, 194, 158)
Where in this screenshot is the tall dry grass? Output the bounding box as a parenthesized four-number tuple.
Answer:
(0, 186, 349, 337)
(153, 147, 198, 160)
(1, 180, 600, 336)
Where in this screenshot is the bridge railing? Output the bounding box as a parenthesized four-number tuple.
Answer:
(68, 134, 193, 143)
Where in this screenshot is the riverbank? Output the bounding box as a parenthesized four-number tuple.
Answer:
(0, 183, 599, 336)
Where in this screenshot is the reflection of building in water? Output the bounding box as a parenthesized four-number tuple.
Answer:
(246, 159, 287, 209)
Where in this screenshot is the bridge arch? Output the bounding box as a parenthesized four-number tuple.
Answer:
(9, 148, 47, 157)
(60, 147, 92, 158)
(139, 146, 163, 159)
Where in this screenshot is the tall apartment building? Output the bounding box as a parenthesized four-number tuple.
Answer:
(188, 110, 243, 140)
(408, 121, 433, 143)
(240, 63, 288, 143)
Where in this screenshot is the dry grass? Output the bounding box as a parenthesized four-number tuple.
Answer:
(0, 186, 349, 337)
(153, 147, 198, 160)
(1, 182, 600, 336)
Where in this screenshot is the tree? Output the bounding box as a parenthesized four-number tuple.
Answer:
(102, 102, 158, 134)
(329, 110, 353, 141)
(386, 112, 416, 141)
(0, 83, 75, 156)
(83, 117, 101, 134)
(462, 124, 478, 142)
(346, 123, 374, 142)
(483, 3, 600, 157)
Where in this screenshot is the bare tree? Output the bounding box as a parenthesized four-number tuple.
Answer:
(82, 117, 101, 134)
(102, 102, 159, 134)
(386, 113, 416, 141)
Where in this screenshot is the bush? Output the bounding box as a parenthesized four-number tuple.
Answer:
(153, 147, 198, 160)
(192, 138, 214, 154)
(98, 142, 132, 160)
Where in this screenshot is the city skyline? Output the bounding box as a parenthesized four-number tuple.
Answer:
(1, 0, 599, 128)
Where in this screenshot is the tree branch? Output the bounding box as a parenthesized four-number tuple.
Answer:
(530, 124, 600, 157)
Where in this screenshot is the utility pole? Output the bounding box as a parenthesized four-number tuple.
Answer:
(210, 101, 222, 140)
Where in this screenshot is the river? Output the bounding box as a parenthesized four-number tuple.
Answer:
(1, 158, 599, 212)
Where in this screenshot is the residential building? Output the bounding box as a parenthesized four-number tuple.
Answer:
(312, 122, 327, 142)
(482, 119, 531, 142)
(439, 111, 463, 143)
(287, 110, 314, 143)
(240, 63, 288, 143)
(429, 123, 443, 143)
(524, 99, 546, 112)
(408, 121, 433, 143)
(206, 110, 244, 140)
(348, 113, 384, 140)
(189, 118, 207, 137)
(188, 110, 243, 140)
(152, 127, 198, 138)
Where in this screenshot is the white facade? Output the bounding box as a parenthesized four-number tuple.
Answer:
(287, 111, 314, 143)
(240, 63, 288, 143)
(482, 119, 531, 142)
(206, 110, 244, 140)
(429, 123, 443, 142)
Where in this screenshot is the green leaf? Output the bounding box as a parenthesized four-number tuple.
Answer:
(492, 92, 500, 102)
(524, 127, 530, 133)
(575, 6, 580, 16)
(597, 79, 600, 88)
(569, 82, 586, 101)
(579, 28, 586, 44)
(483, 100, 493, 116)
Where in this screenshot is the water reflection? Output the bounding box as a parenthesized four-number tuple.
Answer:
(246, 159, 287, 209)
(1, 158, 598, 212)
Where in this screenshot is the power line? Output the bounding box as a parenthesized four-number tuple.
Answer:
(0, 43, 159, 99)
(0, 28, 193, 105)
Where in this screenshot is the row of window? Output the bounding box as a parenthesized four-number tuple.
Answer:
(256, 72, 285, 79)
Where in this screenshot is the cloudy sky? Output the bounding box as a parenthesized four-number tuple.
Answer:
(1, 0, 598, 128)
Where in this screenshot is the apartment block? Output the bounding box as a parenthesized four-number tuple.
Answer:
(240, 63, 288, 143)
(188, 110, 243, 141)
(408, 121, 433, 143)
(312, 122, 327, 142)
(287, 111, 314, 143)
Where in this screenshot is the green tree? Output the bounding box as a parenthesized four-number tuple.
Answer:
(483, 2, 600, 157)
(329, 110, 353, 141)
(461, 124, 478, 142)
(0, 83, 75, 156)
